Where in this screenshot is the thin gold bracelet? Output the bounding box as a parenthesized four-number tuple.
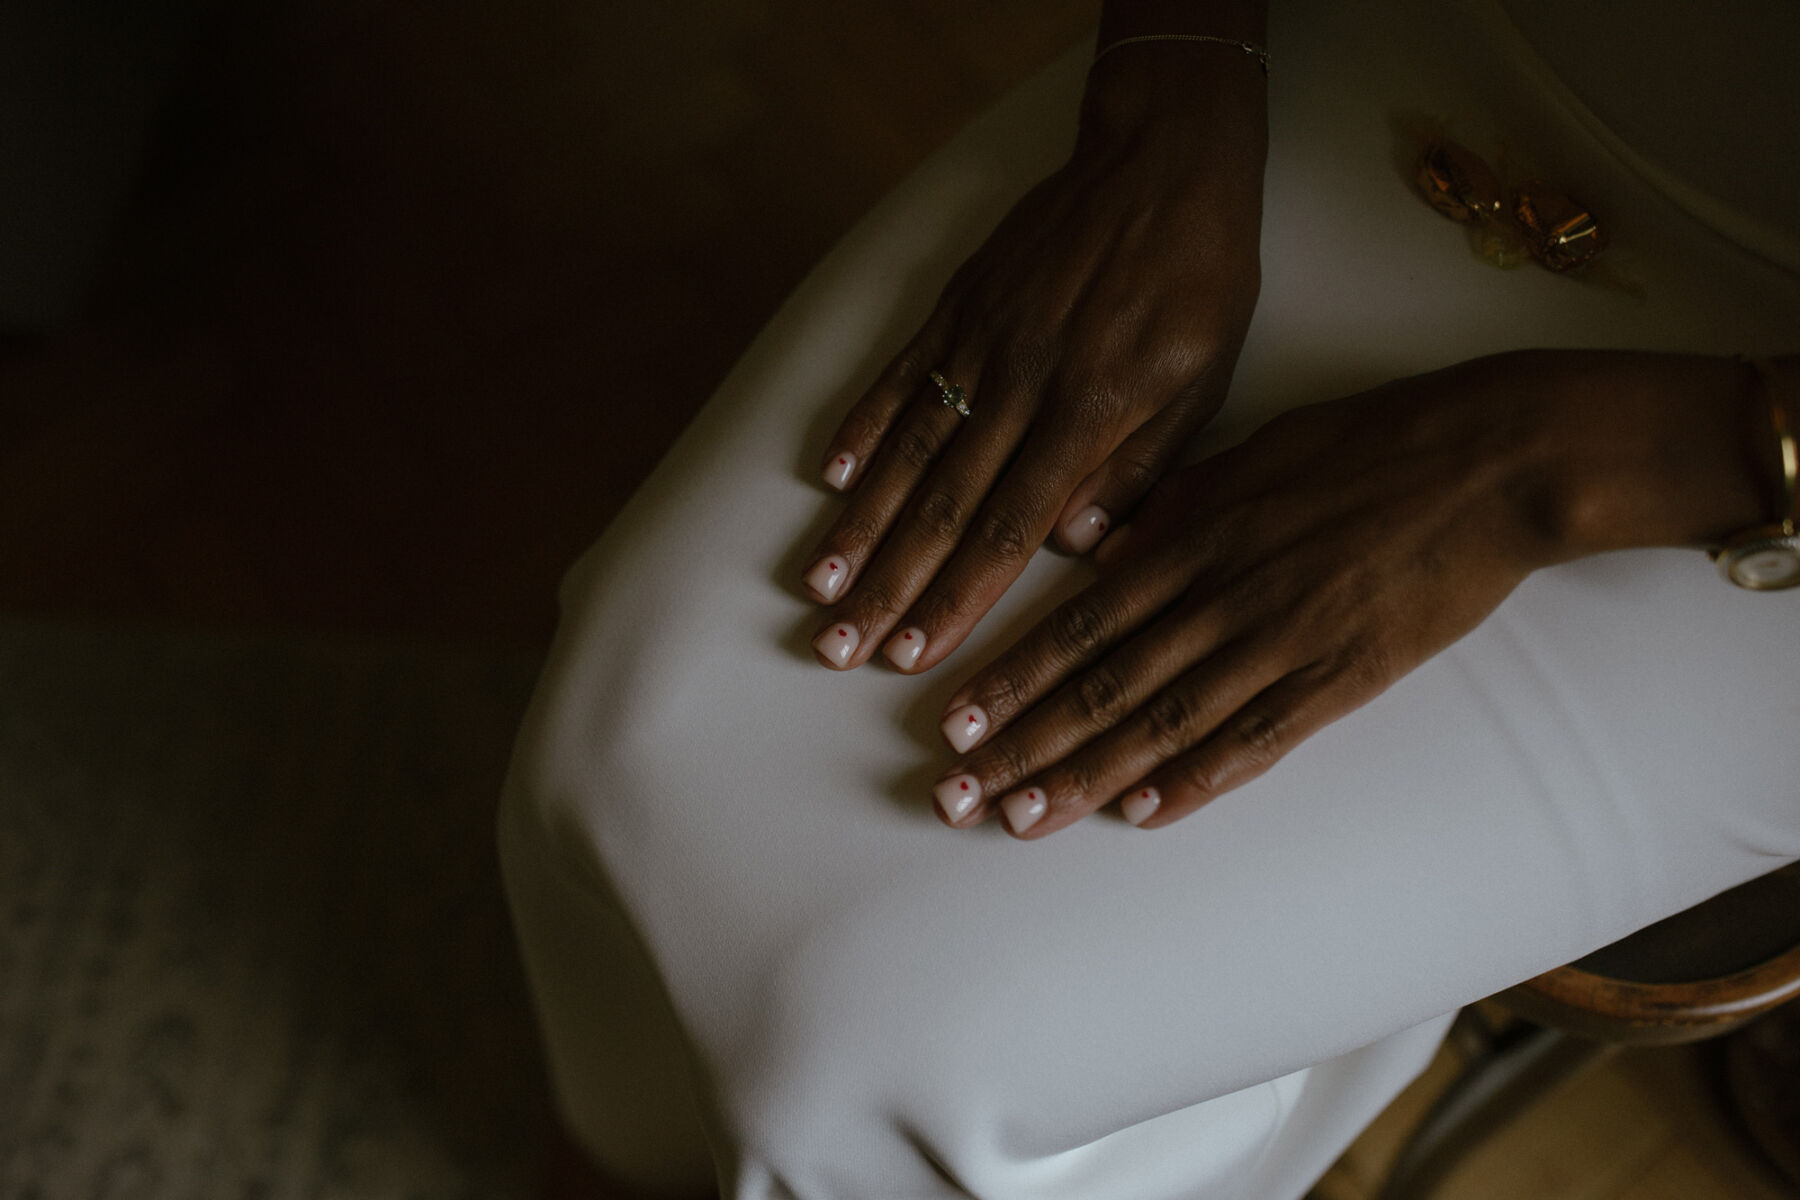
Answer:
(1091, 33, 1270, 76)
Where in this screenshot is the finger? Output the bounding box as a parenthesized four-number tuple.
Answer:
(1125, 659, 1380, 829)
(931, 597, 1233, 826)
(876, 385, 1137, 674)
(815, 369, 1033, 669)
(979, 637, 1295, 838)
(800, 353, 981, 610)
(817, 306, 959, 492)
(1052, 375, 1219, 555)
(932, 547, 1189, 744)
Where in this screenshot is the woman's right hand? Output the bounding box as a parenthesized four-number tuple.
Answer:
(927, 350, 1779, 838)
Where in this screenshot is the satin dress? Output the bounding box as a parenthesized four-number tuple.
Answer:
(500, 1, 1800, 1195)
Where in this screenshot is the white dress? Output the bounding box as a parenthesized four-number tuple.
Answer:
(498, 1, 1800, 1196)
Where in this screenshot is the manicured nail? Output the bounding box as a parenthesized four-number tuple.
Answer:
(813, 623, 859, 668)
(883, 627, 926, 671)
(1063, 505, 1111, 554)
(1001, 788, 1048, 835)
(934, 774, 981, 823)
(1121, 787, 1161, 827)
(804, 556, 848, 602)
(822, 451, 857, 491)
(940, 704, 988, 754)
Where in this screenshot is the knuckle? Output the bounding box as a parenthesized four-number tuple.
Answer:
(971, 506, 1033, 560)
(1046, 598, 1111, 661)
(913, 487, 965, 542)
(1230, 710, 1283, 769)
(847, 576, 905, 621)
(888, 344, 934, 389)
(977, 737, 1034, 790)
(1171, 754, 1228, 800)
(907, 584, 963, 634)
(888, 426, 940, 472)
(1142, 688, 1198, 751)
(979, 669, 1031, 723)
(832, 512, 886, 555)
(1072, 666, 1129, 726)
(1048, 761, 1100, 809)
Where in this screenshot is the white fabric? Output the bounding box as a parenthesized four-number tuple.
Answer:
(499, 2, 1800, 1197)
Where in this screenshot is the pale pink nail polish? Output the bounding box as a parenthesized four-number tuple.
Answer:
(822, 451, 857, 491)
(813, 623, 859, 668)
(1063, 505, 1111, 554)
(883, 627, 926, 671)
(1121, 787, 1161, 827)
(940, 704, 988, 754)
(934, 774, 981, 823)
(804, 556, 848, 602)
(1001, 788, 1048, 835)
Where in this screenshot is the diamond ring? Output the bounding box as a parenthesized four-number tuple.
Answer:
(927, 370, 972, 418)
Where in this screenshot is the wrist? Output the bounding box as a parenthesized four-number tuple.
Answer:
(1083, 0, 1269, 145)
(1518, 351, 1782, 561)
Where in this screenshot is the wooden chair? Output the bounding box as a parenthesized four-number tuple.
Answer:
(1380, 861, 1800, 1199)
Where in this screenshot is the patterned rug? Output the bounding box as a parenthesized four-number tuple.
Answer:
(0, 620, 553, 1198)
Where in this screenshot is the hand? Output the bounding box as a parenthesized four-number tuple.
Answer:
(927, 350, 1775, 838)
(802, 54, 1268, 675)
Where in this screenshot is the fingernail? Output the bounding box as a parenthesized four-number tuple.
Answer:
(940, 704, 988, 754)
(813, 623, 859, 668)
(1063, 505, 1111, 554)
(883, 627, 926, 672)
(1121, 787, 1161, 827)
(1000, 788, 1048, 836)
(804, 555, 848, 602)
(822, 451, 857, 491)
(934, 774, 981, 823)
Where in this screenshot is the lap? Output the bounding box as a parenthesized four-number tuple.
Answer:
(501, 4, 1800, 1197)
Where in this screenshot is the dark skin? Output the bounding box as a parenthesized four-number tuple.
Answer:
(932, 350, 1790, 837)
(803, 0, 1269, 673)
(797, 7, 1795, 838)
(565, 8, 1796, 1200)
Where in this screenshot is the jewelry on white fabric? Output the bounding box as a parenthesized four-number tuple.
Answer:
(927, 369, 973, 417)
(1713, 357, 1800, 589)
(1091, 34, 1270, 76)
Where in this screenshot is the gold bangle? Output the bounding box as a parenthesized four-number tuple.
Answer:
(1091, 34, 1270, 76)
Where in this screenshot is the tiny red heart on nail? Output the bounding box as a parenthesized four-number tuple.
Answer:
(837, 628, 847, 636)
(903, 632, 914, 640)
(960, 781, 970, 791)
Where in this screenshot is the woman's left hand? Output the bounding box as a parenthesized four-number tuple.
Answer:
(929, 350, 1769, 838)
